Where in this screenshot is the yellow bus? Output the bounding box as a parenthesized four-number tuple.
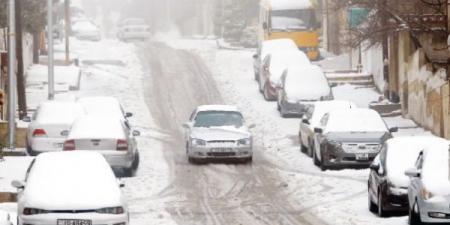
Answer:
(259, 0, 320, 60)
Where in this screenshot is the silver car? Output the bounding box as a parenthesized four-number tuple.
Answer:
(405, 139, 450, 225)
(183, 105, 254, 164)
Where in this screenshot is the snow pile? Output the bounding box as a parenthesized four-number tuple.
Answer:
(0, 210, 11, 225)
(386, 136, 447, 188)
(422, 141, 450, 196)
(284, 65, 330, 101)
(324, 109, 388, 133)
(24, 151, 121, 210)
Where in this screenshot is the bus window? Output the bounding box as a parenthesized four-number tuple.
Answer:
(270, 9, 317, 31)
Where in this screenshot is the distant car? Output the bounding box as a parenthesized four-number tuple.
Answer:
(77, 96, 133, 121)
(12, 151, 129, 225)
(183, 105, 254, 164)
(405, 140, 450, 225)
(64, 116, 140, 176)
(368, 136, 447, 217)
(117, 18, 151, 42)
(299, 100, 356, 157)
(26, 101, 84, 156)
(253, 39, 298, 81)
(277, 65, 333, 117)
(71, 20, 101, 41)
(259, 50, 310, 101)
(313, 108, 397, 171)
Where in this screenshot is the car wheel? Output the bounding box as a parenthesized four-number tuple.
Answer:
(409, 201, 423, 225)
(319, 152, 327, 171)
(377, 191, 386, 217)
(188, 157, 197, 164)
(123, 167, 133, 177)
(368, 189, 377, 213)
(132, 152, 140, 170)
(313, 148, 320, 166)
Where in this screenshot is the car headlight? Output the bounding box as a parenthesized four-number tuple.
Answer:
(96, 206, 125, 214)
(191, 138, 206, 146)
(327, 140, 342, 150)
(238, 138, 251, 146)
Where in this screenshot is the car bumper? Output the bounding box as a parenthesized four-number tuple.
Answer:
(419, 198, 450, 223)
(188, 146, 252, 160)
(29, 138, 66, 155)
(97, 151, 135, 169)
(19, 212, 128, 225)
(322, 151, 378, 168)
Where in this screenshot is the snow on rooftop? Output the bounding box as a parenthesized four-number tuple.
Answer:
(197, 105, 239, 112)
(284, 65, 330, 101)
(24, 151, 122, 210)
(68, 116, 126, 140)
(268, 0, 313, 10)
(325, 108, 388, 133)
(386, 136, 447, 188)
(35, 101, 84, 124)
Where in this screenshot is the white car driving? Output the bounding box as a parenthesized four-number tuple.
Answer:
(12, 151, 129, 225)
(26, 101, 84, 156)
(117, 18, 151, 42)
(183, 105, 254, 164)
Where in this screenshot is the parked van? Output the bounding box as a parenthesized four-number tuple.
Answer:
(259, 0, 320, 60)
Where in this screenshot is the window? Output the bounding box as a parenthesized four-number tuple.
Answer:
(270, 9, 317, 30)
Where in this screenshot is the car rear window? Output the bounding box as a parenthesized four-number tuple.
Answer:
(194, 111, 243, 128)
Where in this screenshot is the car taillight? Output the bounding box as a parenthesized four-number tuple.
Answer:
(117, 139, 128, 151)
(32, 129, 47, 137)
(96, 206, 125, 214)
(63, 139, 76, 151)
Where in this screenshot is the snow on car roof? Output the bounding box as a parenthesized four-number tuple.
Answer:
(324, 108, 388, 133)
(268, 51, 311, 84)
(261, 39, 298, 59)
(68, 116, 126, 140)
(284, 65, 330, 100)
(77, 96, 125, 118)
(386, 136, 448, 188)
(24, 151, 122, 210)
(268, 0, 312, 10)
(197, 105, 239, 112)
(35, 101, 84, 124)
(310, 100, 356, 127)
(421, 140, 450, 196)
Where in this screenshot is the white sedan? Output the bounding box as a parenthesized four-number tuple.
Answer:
(12, 151, 129, 225)
(183, 105, 254, 164)
(26, 101, 84, 156)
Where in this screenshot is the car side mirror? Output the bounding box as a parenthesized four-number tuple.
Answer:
(125, 112, 133, 118)
(11, 180, 25, 189)
(132, 130, 141, 137)
(369, 163, 380, 172)
(314, 128, 323, 134)
(405, 168, 421, 178)
(302, 119, 310, 125)
(253, 54, 258, 60)
(389, 127, 399, 133)
(22, 116, 31, 122)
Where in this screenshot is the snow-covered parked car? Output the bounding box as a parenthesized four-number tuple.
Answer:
(253, 39, 298, 81)
(12, 151, 129, 225)
(299, 100, 356, 157)
(368, 136, 447, 217)
(64, 116, 140, 177)
(0, 211, 12, 225)
(313, 108, 397, 171)
(77, 96, 133, 122)
(117, 18, 151, 42)
(405, 139, 450, 225)
(277, 65, 333, 117)
(26, 101, 84, 156)
(259, 50, 310, 101)
(183, 105, 254, 164)
(71, 20, 101, 41)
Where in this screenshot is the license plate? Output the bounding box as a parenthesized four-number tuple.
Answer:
(211, 148, 232, 152)
(57, 219, 92, 225)
(356, 153, 369, 161)
(53, 143, 64, 148)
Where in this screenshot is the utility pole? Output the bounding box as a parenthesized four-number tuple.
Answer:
(47, 0, 55, 100)
(7, 0, 16, 152)
(65, 0, 71, 65)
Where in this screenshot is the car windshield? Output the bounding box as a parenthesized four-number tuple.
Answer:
(271, 9, 317, 30)
(194, 111, 243, 128)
